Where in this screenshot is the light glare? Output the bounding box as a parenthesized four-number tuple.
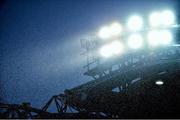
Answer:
(98, 26, 111, 39)
(161, 10, 175, 26)
(127, 15, 143, 31)
(111, 41, 124, 54)
(100, 45, 113, 58)
(147, 30, 161, 46)
(100, 41, 124, 58)
(109, 22, 122, 36)
(98, 22, 123, 39)
(155, 80, 164, 85)
(149, 10, 175, 27)
(147, 30, 173, 46)
(159, 30, 173, 45)
(127, 34, 143, 49)
(149, 12, 161, 27)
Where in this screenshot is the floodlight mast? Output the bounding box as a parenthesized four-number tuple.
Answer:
(82, 9, 179, 80)
(1, 9, 180, 119)
(76, 11, 180, 115)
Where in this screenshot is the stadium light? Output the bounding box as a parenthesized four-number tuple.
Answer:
(127, 33, 143, 49)
(97, 9, 176, 58)
(99, 40, 124, 58)
(98, 26, 111, 39)
(147, 30, 162, 46)
(147, 30, 173, 46)
(149, 10, 175, 28)
(155, 80, 164, 85)
(127, 15, 143, 31)
(111, 41, 124, 54)
(161, 10, 175, 26)
(109, 22, 123, 36)
(159, 30, 173, 45)
(98, 22, 123, 40)
(149, 12, 161, 27)
(99, 45, 113, 58)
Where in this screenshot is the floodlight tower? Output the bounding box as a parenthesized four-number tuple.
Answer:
(81, 9, 180, 81)
(1, 9, 180, 119)
(60, 9, 180, 117)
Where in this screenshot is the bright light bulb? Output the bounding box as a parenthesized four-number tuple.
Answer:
(159, 30, 173, 45)
(147, 30, 161, 46)
(149, 10, 175, 28)
(127, 34, 143, 49)
(149, 12, 161, 27)
(98, 26, 111, 39)
(127, 15, 143, 31)
(161, 10, 175, 26)
(100, 45, 112, 58)
(155, 80, 164, 85)
(109, 22, 123, 36)
(147, 30, 173, 46)
(111, 40, 124, 54)
(99, 41, 124, 58)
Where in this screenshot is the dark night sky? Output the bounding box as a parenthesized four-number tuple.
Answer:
(0, 0, 177, 108)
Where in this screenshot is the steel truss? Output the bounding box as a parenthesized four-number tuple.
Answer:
(1, 47, 180, 118)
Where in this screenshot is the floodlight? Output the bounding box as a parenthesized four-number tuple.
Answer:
(111, 40, 124, 54)
(159, 30, 173, 45)
(99, 41, 124, 58)
(127, 15, 143, 31)
(127, 34, 143, 49)
(161, 10, 175, 26)
(98, 26, 111, 39)
(149, 12, 161, 27)
(147, 30, 161, 46)
(149, 10, 175, 28)
(109, 22, 123, 36)
(147, 30, 173, 46)
(99, 45, 113, 58)
(155, 80, 164, 85)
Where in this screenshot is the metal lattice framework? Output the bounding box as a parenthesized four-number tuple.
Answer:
(1, 16, 180, 118)
(1, 46, 180, 118)
(0, 102, 51, 118)
(63, 46, 180, 118)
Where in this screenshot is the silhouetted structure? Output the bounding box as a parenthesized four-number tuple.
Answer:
(1, 46, 180, 118)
